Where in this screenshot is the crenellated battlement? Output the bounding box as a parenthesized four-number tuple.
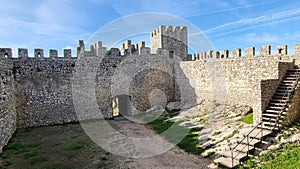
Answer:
(0, 48, 74, 59)
(76, 40, 107, 57)
(150, 25, 187, 39)
(119, 40, 147, 56)
(193, 44, 300, 60)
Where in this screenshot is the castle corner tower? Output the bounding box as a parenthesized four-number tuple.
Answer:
(150, 25, 188, 60)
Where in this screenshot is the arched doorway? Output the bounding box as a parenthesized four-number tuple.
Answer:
(112, 95, 132, 117)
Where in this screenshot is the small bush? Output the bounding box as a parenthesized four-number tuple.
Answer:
(106, 50, 111, 55)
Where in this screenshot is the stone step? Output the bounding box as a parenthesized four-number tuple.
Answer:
(269, 102, 286, 106)
(272, 95, 290, 99)
(285, 72, 300, 77)
(273, 92, 288, 96)
(285, 75, 300, 78)
(277, 87, 293, 90)
(282, 80, 295, 83)
(262, 113, 285, 119)
(258, 125, 280, 131)
(275, 88, 293, 92)
(285, 77, 298, 80)
(275, 89, 290, 93)
(280, 84, 294, 87)
(240, 138, 261, 146)
(222, 150, 247, 161)
(261, 122, 282, 128)
(248, 128, 272, 139)
(264, 109, 286, 114)
(287, 69, 300, 72)
(269, 99, 288, 103)
(214, 157, 239, 168)
(262, 117, 283, 123)
(267, 107, 287, 111)
(279, 81, 294, 84)
(234, 144, 254, 153)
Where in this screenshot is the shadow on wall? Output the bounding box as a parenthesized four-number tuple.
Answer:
(94, 54, 197, 118)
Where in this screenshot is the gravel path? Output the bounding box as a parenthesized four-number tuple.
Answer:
(107, 117, 215, 169)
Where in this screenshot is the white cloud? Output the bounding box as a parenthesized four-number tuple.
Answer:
(109, 0, 218, 18)
(0, 0, 90, 55)
(204, 8, 300, 35)
(33, 0, 85, 35)
(238, 33, 280, 43)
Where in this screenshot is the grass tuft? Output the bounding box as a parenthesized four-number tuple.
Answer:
(240, 144, 300, 168)
(30, 156, 49, 165)
(239, 113, 253, 124)
(41, 163, 72, 169)
(147, 109, 204, 155)
(24, 152, 38, 159)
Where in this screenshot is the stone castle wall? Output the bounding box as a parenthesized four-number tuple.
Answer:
(13, 57, 77, 128)
(180, 44, 300, 123)
(0, 25, 300, 153)
(3, 40, 179, 130)
(0, 58, 16, 153)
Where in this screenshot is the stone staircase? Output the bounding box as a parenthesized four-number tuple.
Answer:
(214, 68, 300, 168)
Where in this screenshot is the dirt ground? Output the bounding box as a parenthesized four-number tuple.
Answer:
(0, 117, 214, 169)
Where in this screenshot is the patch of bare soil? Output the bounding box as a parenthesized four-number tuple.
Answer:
(109, 117, 213, 169)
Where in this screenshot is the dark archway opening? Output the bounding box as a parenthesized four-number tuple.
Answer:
(112, 95, 132, 117)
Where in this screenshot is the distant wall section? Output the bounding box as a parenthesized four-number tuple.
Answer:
(180, 44, 300, 123)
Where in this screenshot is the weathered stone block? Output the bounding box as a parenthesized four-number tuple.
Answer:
(276, 45, 287, 55)
(49, 49, 58, 58)
(34, 49, 44, 58)
(245, 47, 255, 57)
(232, 48, 241, 58)
(260, 45, 271, 56)
(0, 48, 12, 58)
(220, 50, 229, 58)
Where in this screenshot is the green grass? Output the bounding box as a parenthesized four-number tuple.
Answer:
(2, 142, 38, 154)
(204, 151, 215, 158)
(30, 156, 49, 165)
(66, 140, 87, 151)
(259, 144, 300, 169)
(215, 129, 239, 145)
(240, 144, 300, 168)
(24, 151, 38, 159)
(197, 118, 207, 124)
(2, 160, 13, 167)
(0, 122, 118, 169)
(147, 109, 204, 155)
(41, 163, 72, 169)
(239, 113, 253, 124)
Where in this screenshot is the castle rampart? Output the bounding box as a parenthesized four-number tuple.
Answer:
(0, 25, 300, 153)
(185, 44, 300, 123)
(193, 44, 300, 61)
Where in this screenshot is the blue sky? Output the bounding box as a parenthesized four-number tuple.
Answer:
(1, 0, 300, 56)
